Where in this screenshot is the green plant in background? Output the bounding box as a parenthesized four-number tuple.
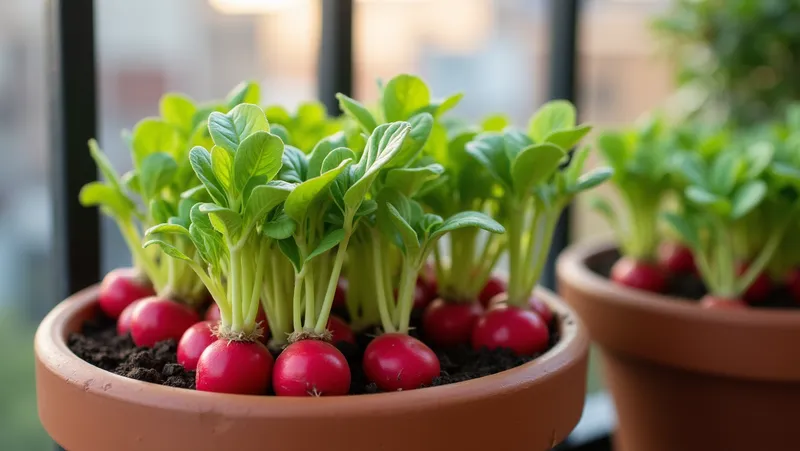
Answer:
(264, 101, 345, 153)
(654, 0, 800, 125)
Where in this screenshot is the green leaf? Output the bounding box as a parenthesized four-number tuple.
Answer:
(529, 100, 576, 143)
(565, 146, 591, 184)
(131, 118, 180, 166)
(419, 213, 444, 235)
(386, 113, 433, 169)
(139, 152, 177, 200)
(263, 213, 296, 240)
(345, 122, 411, 208)
(189, 146, 228, 206)
(149, 199, 172, 225)
(572, 167, 613, 193)
(244, 181, 293, 225)
(482, 114, 510, 132)
(306, 229, 346, 262)
(322, 147, 357, 174)
(685, 186, 731, 215)
(730, 180, 767, 220)
(336, 93, 378, 133)
(226, 81, 261, 108)
(430, 211, 505, 241)
(270, 124, 290, 145)
(278, 238, 302, 272)
(662, 213, 699, 249)
(504, 130, 535, 160)
(79, 182, 134, 218)
(88, 140, 123, 191)
(143, 240, 192, 262)
(284, 158, 352, 222)
(384, 164, 444, 197)
(278, 146, 308, 184)
(744, 141, 774, 179)
(208, 104, 270, 153)
(511, 143, 566, 195)
(190, 203, 216, 236)
(308, 132, 349, 178)
(432, 92, 463, 117)
(709, 152, 741, 196)
(545, 124, 592, 150)
(589, 197, 618, 228)
(465, 133, 513, 188)
(387, 204, 421, 256)
(211, 146, 233, 192)
(145, 223, 191, 238)
(160, 93, 196, 134)
(121, 171, 140, 194)
(199, 204, 243, 240)
(382, 74, 430, 122)
(181, 184, 210, 201)
(232, 131, 284, 192)
(596, 131, 629, 173)
(265, 105, 292, 124)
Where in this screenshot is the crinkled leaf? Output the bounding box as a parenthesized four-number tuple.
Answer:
(278, 146, 308, 184)
(465, 133, 512, 188)
(189, 203, 216, 236)
(345, 122, 411, 208)
(211, 146, 233, 192)
(139, 152, 177, 200)
(284, 158, 352, 222)
(244, 181, 293, 225)
(278, 238, 302, 272)
(159, 93, 196, 134)
(306, 229, 346, 262)
(430, 211, 505, 241)
(336, 93, 378, 133)
(384, 164, 444, 197)
(504, 129, 534, 161)
(233, 131, 284, 192)
(386, 113, 433, 169)
(225, 81, 261, 108)
(382, 74, 430, 122)
(545, 124, 592, 150)
(511, 143, 566, 195)
(199, 204, 243, 240)
(730, 180, 767, 220)
(308, 132, 349, 178)
(662, 213, 700, 249)
(208, 104, 270, 153)
(131, 118, 180, 166)
(387, 204, 420, 256)
(143, 240, 192, 261)
(189, 146, 228, 206)
(79, 182, 134, 218)
(528, 100, 576, 143)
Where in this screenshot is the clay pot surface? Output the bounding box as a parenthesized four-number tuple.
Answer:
(36, 285, 588, 451)
(558, 241, 800, 451)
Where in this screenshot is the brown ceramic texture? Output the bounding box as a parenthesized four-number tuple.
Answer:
(36, 285, 588, 451)
(557, 241, 800, 451)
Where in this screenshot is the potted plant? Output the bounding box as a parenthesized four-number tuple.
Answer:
(557, 109, 800, 451)
(36, 76, 602, 451)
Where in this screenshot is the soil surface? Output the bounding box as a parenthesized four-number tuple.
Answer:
(589, 249, 799, 309)
(68, 306, 558, 394)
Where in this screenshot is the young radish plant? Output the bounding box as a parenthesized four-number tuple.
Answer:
(79, 82, 262, 333)
(264, 101, 345, 153)
(591, 115, 673, 293)
(145, 103, 288, 394)
(362, 188, 505, 391)
(466, 100, 612, 355)
(664, 139, 800, 308)
(271, 122, 416, 397)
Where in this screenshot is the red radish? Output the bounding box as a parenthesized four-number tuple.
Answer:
(204, 304, 270, 342)
(334, 278, 348, 308)
(130, 297, 199, 347)
(700, 295, 747, 309)
(422, 299, 483, 347)
(327, 315, 355, 344)
(472, 306, 549, 355)
(177, 321, 217, 371)
(610, 257, 667, 293)
(116, 299, 142, 335)
(273, 340, 351, 396)
(658, 242, 696, 274)
(737, 263, 772, 303)
(529, 296, 554, 324)
(98, 268, 155, 319)
(787, 269, 800, 303)
(196, 340, 273, 394)
(416, 277, 436, 308)
(363, 333, 440, 391)
(479, 277, 506, 307)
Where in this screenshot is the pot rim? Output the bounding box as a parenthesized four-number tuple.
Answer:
(36, 283, 588, 417)
(557, 239, 800, 381)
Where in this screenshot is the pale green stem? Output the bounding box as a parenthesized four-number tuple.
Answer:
(315, 229, 353, 332)
(229, 246, 243, 333)
(373, 234, 396, 333)
(397, 262, 420, 334)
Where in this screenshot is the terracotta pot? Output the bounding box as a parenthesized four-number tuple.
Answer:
(36, 285, 588, 451)
(557, 241, 800, 451)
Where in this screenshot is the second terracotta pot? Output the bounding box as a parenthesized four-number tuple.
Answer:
(558, 241, 800, 451)
(36, 285, 588, 451)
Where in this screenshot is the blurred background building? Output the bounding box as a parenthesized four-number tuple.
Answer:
(0, 0, 674, 448)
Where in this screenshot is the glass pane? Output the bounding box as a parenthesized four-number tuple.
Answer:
(0, 0, 52, 449)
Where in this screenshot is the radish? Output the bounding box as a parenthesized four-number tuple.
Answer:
(98, 268, 155, 319)
(787, 269, 800, 303)
(422, 299, 483, 347)
(700, 295, 747, 309)
(333, 278, 347, 309)
(414, 278, 435, 309)
(273, 340, 351, 396)
(130, 296, 199, 347)
(177, 321, 217, 371)
(327, 315, 355, 344)
(529, 296, 554, 324)
(658, 242, 696, 274)
(472, 306, 549, 355)
(610, 257, 667, 293)
(116, 299, 142, 335)
(479, 277, 506, 307)
(196, 340, 274, 394)
(363, 333, 440, 391)
(737, 263, 772, 303)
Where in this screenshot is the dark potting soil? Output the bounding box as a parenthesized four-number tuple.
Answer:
(68, 307, 559, 395)
(588, 249, 800, 309)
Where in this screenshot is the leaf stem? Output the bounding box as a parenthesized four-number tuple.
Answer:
(372, 231, 396, 333)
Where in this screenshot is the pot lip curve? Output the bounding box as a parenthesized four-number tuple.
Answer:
(557, 239, 800, 327)
(36, 282, 588, 416)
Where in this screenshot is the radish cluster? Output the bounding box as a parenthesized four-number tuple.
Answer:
(82, 75, 609, 396)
